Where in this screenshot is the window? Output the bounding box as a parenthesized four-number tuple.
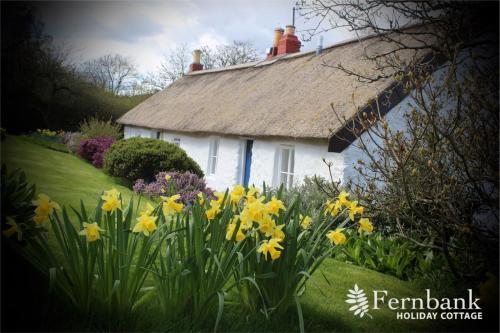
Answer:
(277, 146, 295, 189)
(156, 131, 161, 139)
(173, 138, 181, 146)
(207, 137, 220, 175)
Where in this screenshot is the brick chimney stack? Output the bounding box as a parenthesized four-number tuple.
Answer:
(277, 25, 301, 55)
(266, 28, 284, 59)
(189, 49, 203, 73)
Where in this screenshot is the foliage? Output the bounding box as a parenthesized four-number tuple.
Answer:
(3, 138, 453, 333)
(0, 165, 40, 242)
(24, 190, 172, 330)
(79, 117, 122, 140)
(77, 136, 116, 168)
(103, 137, 203, 181)
(1, 3, 151, 133)
(229, 187, 371, 331)
(298, 0, 499, 284)
(281, 176, 329, 212)
(133, 171, 214, 204)
(332, 230, 437, 280)
(62, 131, 83, 153)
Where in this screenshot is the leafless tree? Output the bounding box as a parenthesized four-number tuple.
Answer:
(297, 1, 498, 281)
(146, 41, 259, 91)
(201, 40, 259, 70)
(81, 54, 137, 94)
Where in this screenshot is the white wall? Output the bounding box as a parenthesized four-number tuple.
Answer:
(342, 94, 411, 185)
(124, 126, 156, 139)
(123, 126, 342, 191)
(249, 138, 343, 188)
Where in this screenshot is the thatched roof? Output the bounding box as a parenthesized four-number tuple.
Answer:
(118, 30, 432, 141)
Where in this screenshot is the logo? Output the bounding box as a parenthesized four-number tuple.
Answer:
(345, 284, 483, 320)
(346, 284, 372, 318)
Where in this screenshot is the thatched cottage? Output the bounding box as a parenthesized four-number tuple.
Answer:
(118, 26, 427, 190)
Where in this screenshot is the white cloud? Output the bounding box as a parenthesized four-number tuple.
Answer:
(39, 1, 354, 76)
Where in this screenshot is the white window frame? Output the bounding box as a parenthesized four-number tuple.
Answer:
(207, 137, 220, 175)
(276, 145, 295, 189)
(173, 138, 181, 146)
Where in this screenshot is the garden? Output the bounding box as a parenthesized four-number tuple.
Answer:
(1, 118, 497, 332)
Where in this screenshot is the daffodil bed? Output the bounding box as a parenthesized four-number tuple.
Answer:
(1, 136, 444, 332)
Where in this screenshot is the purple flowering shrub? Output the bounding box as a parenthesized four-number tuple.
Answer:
(78, 136, 116, 168)
(133, 171, 214, 205)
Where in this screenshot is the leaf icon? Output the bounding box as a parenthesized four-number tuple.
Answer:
(346, 284, 372, 319)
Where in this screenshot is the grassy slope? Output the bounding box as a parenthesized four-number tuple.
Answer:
(2, 136, 441, 332)
(2, 136, 146, 213)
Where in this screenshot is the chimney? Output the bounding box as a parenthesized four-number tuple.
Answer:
(189, 49, 203, 73)
(277, 25, 301, 55)
(266, 28, 284, 59)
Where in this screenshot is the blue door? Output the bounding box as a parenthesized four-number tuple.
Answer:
(243, 140, 253, 187)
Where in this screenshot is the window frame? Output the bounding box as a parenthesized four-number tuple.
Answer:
(173, 138, 181, 146)
(207, 137, 220, 175)
(277, 145, 295, 189)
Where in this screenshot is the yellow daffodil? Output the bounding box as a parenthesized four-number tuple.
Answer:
(246, 197, 266, 222)
(3, 217, 22, 241)
(326, 229, 347, 245)
(102, 188, 120, 201)
(213, 192, 226, 205)
(348, 201, 364, 221)
(258, 214, 276, 237)
(140, 203, 155, 216)
(133, 214, 158, 236)
(101, 188, 120, 212)
(358, 218, 374, 234)
(338, 191, 350, 207)
(197, 192, 205, 205)
(161, 194, 184, 217)
(230, 185, 245, 204)
(238, 210, 253, 229)
(266, 196, 286, 216)
(257, 238, 284, 260)
(272, 224, 286, 241)
(226, 222, 246, 241)
(33, 214, 48, 224)
(165, 174, 171, 181)
(300, 214, 313, 229)
(206, 202, 221, 220)
(246, 186, 261, 203)
(324, 199, 342, 217)
(79, 222, 104, 242)
(32, 194, 60, 224)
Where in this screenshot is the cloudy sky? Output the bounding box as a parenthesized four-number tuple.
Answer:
(36, 1, 353, 76)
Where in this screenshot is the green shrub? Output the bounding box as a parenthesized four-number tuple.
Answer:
(103, 137, 203, 182)
(281, 176, 329, 212)
(332, 230, 437, 280)
(79, 117, 122, 140)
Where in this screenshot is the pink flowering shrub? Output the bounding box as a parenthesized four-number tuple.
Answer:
(78, 136, 116, 168)
(133, 171, 214, 205)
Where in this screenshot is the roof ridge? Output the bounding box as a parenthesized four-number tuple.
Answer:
(187, 22, 429, 76)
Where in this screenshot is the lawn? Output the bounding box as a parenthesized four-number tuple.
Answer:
(1, 136, 444, 332)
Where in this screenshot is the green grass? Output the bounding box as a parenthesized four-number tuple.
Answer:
(1, 135, 446, 332)
(2, 135, 147, 213)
